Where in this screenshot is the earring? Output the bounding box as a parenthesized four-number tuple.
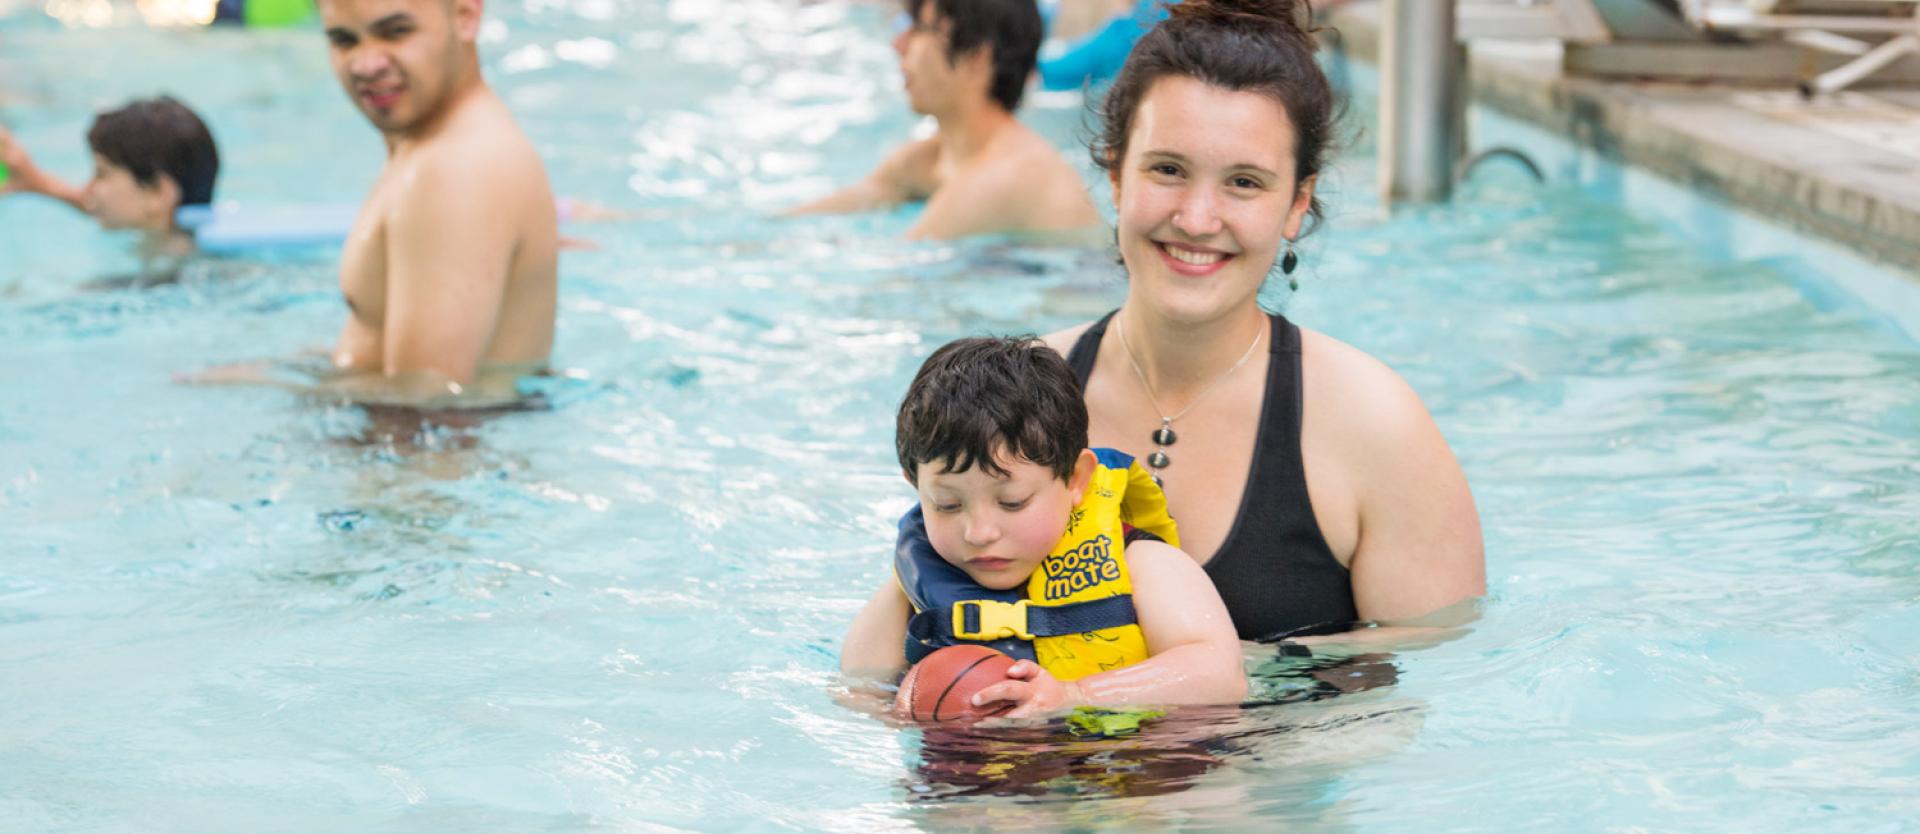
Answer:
(1281, 239, 1299, 291)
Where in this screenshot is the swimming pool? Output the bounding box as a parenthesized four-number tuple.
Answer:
(3, 2, 1919, 830)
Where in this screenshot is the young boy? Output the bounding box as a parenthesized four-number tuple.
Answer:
(1, 96, 218, 259)
(841, 336, 1246, 717)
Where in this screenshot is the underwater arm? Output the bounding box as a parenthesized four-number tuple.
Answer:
(840, 577, 911, 680)
(172, 351, 490, 407)
(787, 139, 931, 216)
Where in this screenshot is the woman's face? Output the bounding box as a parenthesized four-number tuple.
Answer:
(1111, 76, 1316, 324)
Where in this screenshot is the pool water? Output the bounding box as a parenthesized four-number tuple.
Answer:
(3, 2, 1919, 831)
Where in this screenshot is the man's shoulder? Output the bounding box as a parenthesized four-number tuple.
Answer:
(423, 93, 542, 172)
(394, 129, 548, 215)
(880, 136, 941, 188)
(980, 121, 1079, 178)
(962, 122, 1091, 218)
(419, 129, 540, 182)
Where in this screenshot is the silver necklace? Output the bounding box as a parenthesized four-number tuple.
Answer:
(1115, 316, 1265, 470)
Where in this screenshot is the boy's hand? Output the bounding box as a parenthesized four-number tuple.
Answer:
(969, 660, 1085, 719)
(0, 125, 44, 195)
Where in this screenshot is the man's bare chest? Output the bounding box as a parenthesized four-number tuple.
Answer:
(339, 182, 395, 324)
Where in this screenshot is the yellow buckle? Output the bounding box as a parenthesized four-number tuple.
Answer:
(952, 599, 1033, 641)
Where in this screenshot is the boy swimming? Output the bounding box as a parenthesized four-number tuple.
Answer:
(841, 336, 1246, 717)
(0, 96, 217, 264)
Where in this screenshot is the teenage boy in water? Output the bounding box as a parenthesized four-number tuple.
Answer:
(841, 336, 1245, 717)
(1, 96, 218, 262)
(791, 0, 1102, 240)
(179, 0, 557, 408)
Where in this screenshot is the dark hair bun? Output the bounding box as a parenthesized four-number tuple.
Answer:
(1167, 0, 1314, 40)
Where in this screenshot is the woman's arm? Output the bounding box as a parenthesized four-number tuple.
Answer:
(788, 138, 935, 217)
(1304, 331, 1486, 624)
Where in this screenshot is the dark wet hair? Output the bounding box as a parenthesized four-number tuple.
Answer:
(87, 96, 220, 207)
(897, 336, 1088, 485)
(906, 0, 1044, 112)
(1092, 0, 1336, 231)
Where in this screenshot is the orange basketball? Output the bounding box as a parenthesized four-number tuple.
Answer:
(896, 645, 1018, 722)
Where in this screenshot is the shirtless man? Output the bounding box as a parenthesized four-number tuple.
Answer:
(790, 0, 1102, 241)
(186, 0, 556, 406)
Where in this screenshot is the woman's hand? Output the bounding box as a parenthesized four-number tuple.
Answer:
(969, 660, 1085, 719)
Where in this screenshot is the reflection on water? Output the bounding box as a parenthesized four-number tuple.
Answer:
(898, 696, 1426, 833)
(896, 647, 1409, 830)
(907, 712, 1233, 802)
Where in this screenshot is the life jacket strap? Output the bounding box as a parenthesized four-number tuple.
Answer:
(951, 595, 1138, 642)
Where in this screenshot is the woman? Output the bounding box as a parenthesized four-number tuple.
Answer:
(1047, 0, 1484, 641)
(881, 0, 1484, 645)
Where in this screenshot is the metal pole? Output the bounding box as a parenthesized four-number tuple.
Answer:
(1380, 0, 1464, 204)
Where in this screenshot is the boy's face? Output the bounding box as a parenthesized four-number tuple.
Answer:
(83, 154, 176, 231)
(912, 448, 1094, 591)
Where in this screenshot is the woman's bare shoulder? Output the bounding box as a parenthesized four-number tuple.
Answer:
(1040, 320, 1097, 358)
(1297, 326, 1435, 444)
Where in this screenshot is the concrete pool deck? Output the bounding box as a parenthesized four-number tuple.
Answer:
(1324, 1, 1920, 279)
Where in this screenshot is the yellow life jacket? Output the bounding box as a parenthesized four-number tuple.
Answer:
(896, 449, 1180, 681)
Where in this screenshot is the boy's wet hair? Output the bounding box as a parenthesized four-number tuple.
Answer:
(87, 96, 220, 207)
(897, 336, 1088, 485)
(906, 0, 1044, 113)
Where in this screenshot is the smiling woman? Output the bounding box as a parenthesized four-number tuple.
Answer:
(1043, 0, 1486, 642)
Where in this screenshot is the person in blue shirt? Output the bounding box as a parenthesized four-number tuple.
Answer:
(1037, 0, 1168, 91)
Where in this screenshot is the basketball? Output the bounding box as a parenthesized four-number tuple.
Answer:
(896, 645, 1018, 721)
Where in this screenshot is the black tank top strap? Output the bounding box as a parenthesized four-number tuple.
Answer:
(1199, 313, 1356, 640)
(1064, 309, 1119, 387)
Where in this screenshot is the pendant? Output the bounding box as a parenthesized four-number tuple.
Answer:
(1148, 450, 1170, 469)
(1152, 421, 1177, 447)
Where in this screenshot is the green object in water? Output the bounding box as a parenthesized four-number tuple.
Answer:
(244, 0, 316, 27)
(0, 160, 10, 189)
(1065, 707, 1164, 738)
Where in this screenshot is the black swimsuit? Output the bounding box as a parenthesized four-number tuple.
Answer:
(1066, 311, 1359, 640)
